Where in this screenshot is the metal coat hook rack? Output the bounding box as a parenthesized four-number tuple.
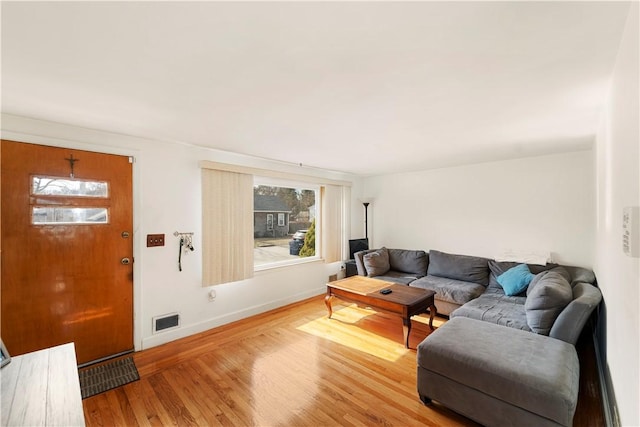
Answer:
(174, 232, 195, 271)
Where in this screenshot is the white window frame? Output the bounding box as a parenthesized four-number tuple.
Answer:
(200, 160, 350, 277)
(254, 176, 320, 271)
(277, 213, 285, 226)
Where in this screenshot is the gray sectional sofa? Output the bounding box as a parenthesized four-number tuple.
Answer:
(353, 247, 600, 339)
(354, 247, 602, 426)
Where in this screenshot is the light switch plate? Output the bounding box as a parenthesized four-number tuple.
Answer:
(622, 207, 639, 257)
(147, 234, 165, 247)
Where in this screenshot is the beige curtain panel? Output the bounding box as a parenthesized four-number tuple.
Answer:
(321, 184, 344, 263)
(202, 168, 254, 286)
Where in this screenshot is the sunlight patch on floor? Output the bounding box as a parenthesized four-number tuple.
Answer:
(296, 304, 410, 362)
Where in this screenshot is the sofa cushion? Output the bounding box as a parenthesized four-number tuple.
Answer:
(527, 267, 571, 296)
(411, 275, 486, 306)
(373, 271, 420, 285)
(353, 249, 376, 276)
(497, 264, 535, 296)
(387, 248, 428, 276)
(427, 250, 490, 286)
(363, 247, 390, 277)
(488, 260, 564, 287)
(451, 293, 531, 331)
(525, 271, 573, 335)
(562, 266, 596, 286)
(479, 283, 526, 301)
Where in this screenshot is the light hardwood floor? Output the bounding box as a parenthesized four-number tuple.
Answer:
(83, 295, 603, 426)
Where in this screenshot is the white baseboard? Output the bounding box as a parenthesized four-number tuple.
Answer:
(141, 287, 325, 350)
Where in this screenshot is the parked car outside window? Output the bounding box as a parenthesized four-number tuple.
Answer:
(289, 229, 308, 255)
(293, 230, 307, 241)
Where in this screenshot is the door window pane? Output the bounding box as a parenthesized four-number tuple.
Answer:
(31, 176, 109, 198)
(32, 207, 109, 224)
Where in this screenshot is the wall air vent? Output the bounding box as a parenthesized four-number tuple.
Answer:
(152, 312, 180, 334)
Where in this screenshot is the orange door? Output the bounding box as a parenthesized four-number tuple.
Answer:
(1, 140, 134, 365)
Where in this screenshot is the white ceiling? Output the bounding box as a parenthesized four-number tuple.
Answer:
(1, 1, 631, 176)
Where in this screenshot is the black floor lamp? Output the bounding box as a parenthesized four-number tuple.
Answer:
(361, 198, 372, 240)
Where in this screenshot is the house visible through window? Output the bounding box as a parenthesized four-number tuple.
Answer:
(254, 180, 317, 268)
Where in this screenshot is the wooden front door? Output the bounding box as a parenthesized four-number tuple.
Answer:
(1, 140, 134, 365)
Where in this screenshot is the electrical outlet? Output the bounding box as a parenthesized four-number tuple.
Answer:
(147, 234, 165, 247)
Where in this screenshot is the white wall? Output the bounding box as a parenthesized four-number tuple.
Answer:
(1, 114, 360, 350)
(363, 151, 595, 267)
(594, 3, 639, 425)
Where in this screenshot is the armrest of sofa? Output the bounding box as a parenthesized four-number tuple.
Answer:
(549, 282, 602, 345)
(354, 249, 376, 276)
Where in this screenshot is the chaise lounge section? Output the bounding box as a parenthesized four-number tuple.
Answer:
(417, 317, 580, 427)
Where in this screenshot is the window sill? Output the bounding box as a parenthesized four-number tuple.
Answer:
(254, 256, 323, 273)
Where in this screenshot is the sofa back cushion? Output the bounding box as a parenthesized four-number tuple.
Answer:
(526, 267, 571, 296)
(525, 271, 573, 335)
(363, 247, 390, 277)
(488, 261, 565, 287)
(427, 250, 490, 286)
(387, 248, 428, 276)
(561, 266, 596, 287)
(354, 249, 376, 276)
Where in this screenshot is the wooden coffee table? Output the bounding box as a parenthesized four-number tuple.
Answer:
(325, 276, 437, 348)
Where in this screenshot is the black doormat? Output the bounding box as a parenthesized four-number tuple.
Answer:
(79, 357, 140, 399)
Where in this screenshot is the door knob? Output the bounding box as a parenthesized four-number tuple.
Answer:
(121, 257, 131, 265)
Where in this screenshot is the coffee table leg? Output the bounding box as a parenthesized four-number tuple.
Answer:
(402, 317, 411, 349)
(325, 294, 334, 318)
(429, 304, 437, 331)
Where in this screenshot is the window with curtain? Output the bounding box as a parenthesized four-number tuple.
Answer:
(253, 180, 319, 268)
(200, 161, 350, 286)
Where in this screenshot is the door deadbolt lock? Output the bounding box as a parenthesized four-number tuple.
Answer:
(121, 257, 131, 265)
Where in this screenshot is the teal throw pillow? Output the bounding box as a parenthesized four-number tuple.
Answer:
(497, 264, 535, 296)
